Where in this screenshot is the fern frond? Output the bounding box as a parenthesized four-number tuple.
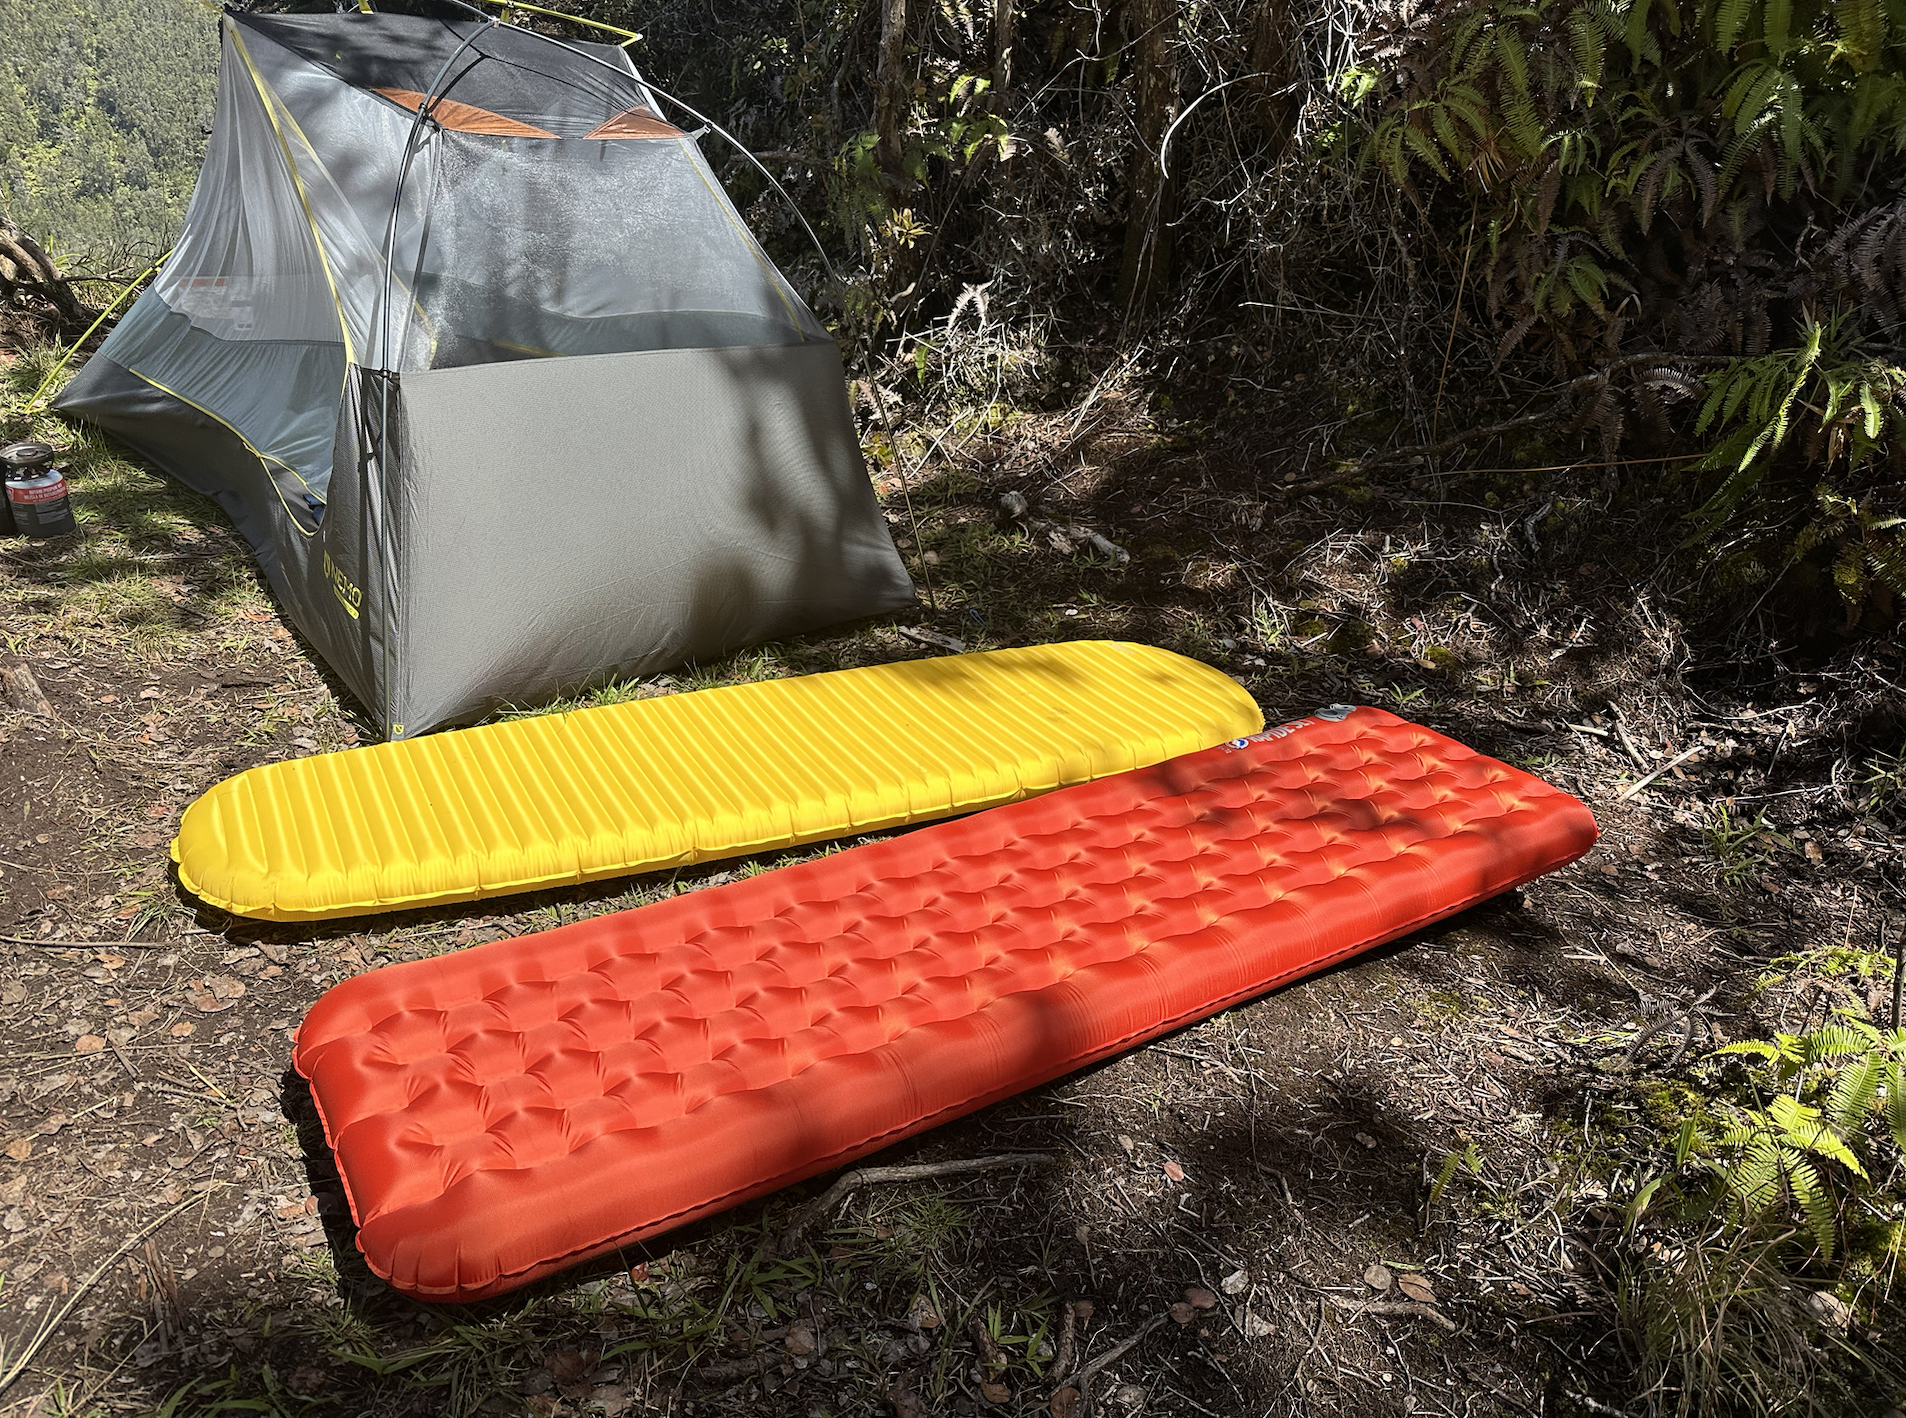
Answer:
(1806, 1023, 1876, 1061)
(1570, 8, 1608, 97)
(1494, 24, 1532, 99)
(1827, 1050, 1883, 1129)
(1714, 0, 1753, 49)
(1784, 1151, 1838, 1260)
(1885, 1067, 1906, 1151)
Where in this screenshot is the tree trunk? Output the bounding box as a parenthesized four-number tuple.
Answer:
(875, 0, 911, 189)
(0, 220, 88, 326)
(1116, 0, 1178, 318)
(1246, 0, 1299, 152)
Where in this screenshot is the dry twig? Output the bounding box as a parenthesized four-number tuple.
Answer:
(0, 1193, 200, 1398)
(1326, 1295, 1458, 1332)
(778, 1152, 1051, 1253)
(1617, 745, 1705, 799)
(1063, 1311, 1170, 1394)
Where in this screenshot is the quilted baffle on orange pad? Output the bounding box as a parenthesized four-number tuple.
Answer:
(293, 705, 1599, 1301)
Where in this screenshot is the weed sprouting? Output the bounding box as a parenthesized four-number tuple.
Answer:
(1703, 804, 1790, 886)
(1863, 747, 1906, 817)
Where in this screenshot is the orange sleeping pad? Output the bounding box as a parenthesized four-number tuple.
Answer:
(294, 706, 1598, 1301)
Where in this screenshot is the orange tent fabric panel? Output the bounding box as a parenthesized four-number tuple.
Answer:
(583, 107, 682, 138)
(293, 706, 1598, 1302)
(373, 87, 557, 137)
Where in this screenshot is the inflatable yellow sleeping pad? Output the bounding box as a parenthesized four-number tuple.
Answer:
(173, 641, 1262, 921)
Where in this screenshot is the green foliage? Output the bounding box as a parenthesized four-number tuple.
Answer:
(1700, 1016, 1906, 1263)
(0, 0, 217, 266)
(1701, 801, 1788, 883)
(1344, 0, 1906, 622)
(1616, 1009, 1906, 1414)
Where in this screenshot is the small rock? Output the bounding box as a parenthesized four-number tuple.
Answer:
(1803, 1290, 1850, 1331)
(1220, 1268, 1249, 1296)
(1183, 1286, 1218, 1310)
(999, 490, 1029, 520)
(73, 1035, 106, 1055)
(1169, 1302, 1195, 1325)
(1162, 1160, 1185, 1182)
(1363, 1263, 1394, 1293)
(784, 1323, 816, 1357)
(1354, 1132, 1379, 1150)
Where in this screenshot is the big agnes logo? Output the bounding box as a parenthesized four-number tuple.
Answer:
(1220, 704, 1358, 752)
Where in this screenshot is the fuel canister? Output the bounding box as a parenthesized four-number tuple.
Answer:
(1, 441, 78, 538)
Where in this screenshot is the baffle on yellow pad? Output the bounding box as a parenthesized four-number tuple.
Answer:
(172, 641, 1263, 921)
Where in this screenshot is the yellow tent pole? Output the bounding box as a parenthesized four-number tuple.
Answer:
(463, 0, 641, 44)
(20, 249, 171, 416)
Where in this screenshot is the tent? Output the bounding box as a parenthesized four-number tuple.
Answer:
(56, 10, 915, 739)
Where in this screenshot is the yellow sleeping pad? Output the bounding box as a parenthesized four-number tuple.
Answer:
(173, 641, 1263, 922)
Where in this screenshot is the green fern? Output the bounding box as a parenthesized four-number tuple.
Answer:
(1700, 1012, 1906, 1264)
(1343, 0, 1906, 619)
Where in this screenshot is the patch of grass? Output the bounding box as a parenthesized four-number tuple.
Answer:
(1863, 746, 1906, 817)
(1414, 987, 1474, 1026)
(1703, 805, 1791, 887)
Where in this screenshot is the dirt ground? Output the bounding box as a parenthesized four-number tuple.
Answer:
(1, 361, 1902, 1417)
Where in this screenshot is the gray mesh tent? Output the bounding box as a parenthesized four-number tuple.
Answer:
(56, 9, 915, 738)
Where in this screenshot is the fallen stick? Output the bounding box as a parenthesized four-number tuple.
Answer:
(0, 935, 174, 951)
(687, 1352, 773, 1384)
(1613, 721, 1651, 771)
(1617, 745, 1704, 800)
(1063, 1312, 1170, 1392)
(1326, 1295, 1458, 1332)
(777, 1152, 1051, 1254)
(0, 1193, 200, 1398)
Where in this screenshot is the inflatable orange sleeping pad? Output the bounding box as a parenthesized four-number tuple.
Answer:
(294, 705, 1598, 1301)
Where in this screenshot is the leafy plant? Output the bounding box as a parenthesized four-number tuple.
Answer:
(1702, 802, 1788, 884)
(1617, 1008, 1906, 1415)
(1705, 1017, 1906, 1262)
(1340, 0, 1906, 622)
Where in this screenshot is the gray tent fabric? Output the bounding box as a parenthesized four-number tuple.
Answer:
(56, 11, 915, 738)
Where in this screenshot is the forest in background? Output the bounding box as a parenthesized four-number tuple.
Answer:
(0, 0, 217, 268)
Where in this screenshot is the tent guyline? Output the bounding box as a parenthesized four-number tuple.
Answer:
(57, 9, 916, 741)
